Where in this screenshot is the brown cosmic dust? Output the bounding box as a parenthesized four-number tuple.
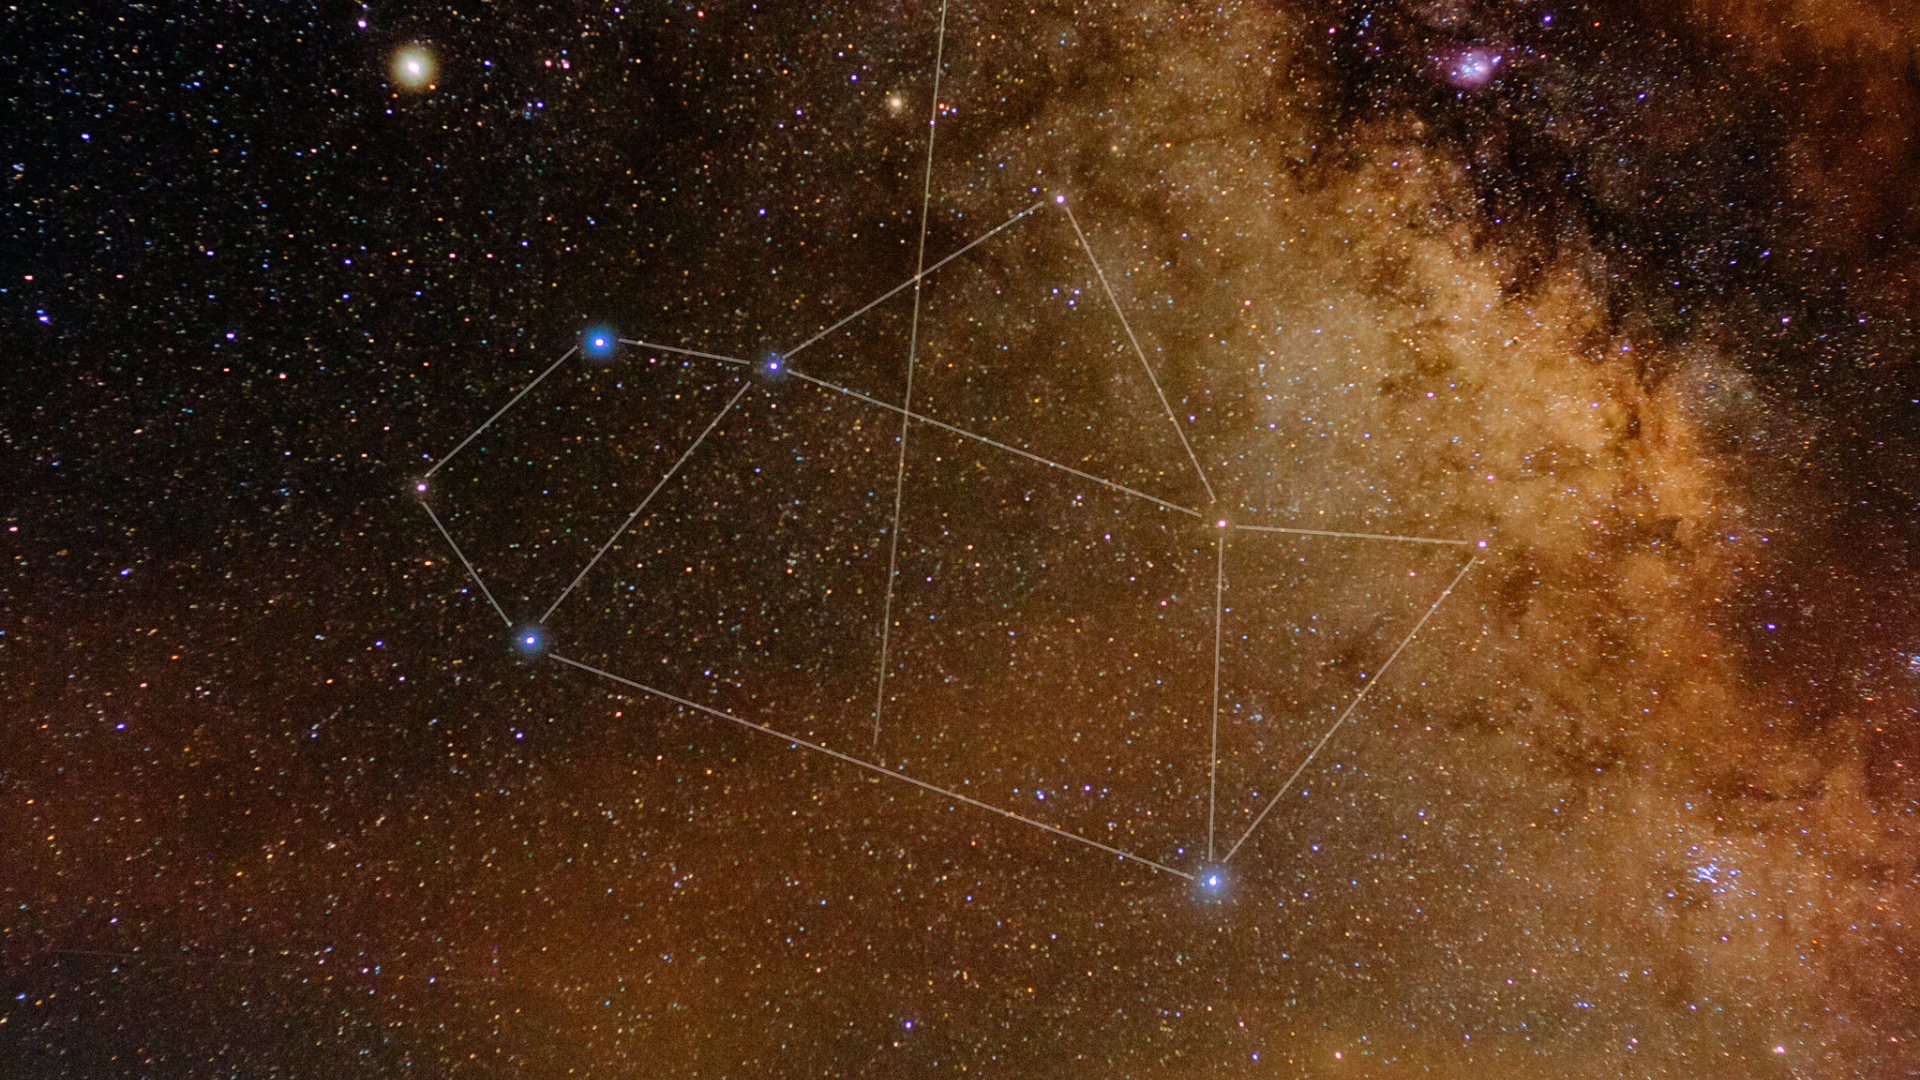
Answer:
(7, 0, 1918, 1076)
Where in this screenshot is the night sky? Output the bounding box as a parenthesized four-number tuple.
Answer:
(4, 0, 1918, 1076)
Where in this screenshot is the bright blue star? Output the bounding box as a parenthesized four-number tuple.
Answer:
(1191, 865, 1229, 903)
(582, 326, 618, 360)
(514, 625, 547, 656)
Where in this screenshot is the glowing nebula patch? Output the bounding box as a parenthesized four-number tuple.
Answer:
(1442, 47, 1500, 89)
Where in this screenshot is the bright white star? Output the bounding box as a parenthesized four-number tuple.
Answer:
(392, 47, 436, 89)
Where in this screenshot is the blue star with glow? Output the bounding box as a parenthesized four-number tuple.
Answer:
(582, 326, 618, 361)
(514, 624, 547, 657)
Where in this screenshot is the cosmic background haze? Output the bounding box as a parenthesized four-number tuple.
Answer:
(4, 0, 1918, 1075)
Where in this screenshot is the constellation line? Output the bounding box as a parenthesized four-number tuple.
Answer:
(1209, 528, 1225, 863)
(425, 346, 578, 478)
(421, 499, 512, 628)
(541, 380, 754, 624)
(873, 0, 951, 759)
(617, 340, 753, 367)
(1235, 523, 1473, 545)
(547, 652, 1194, 880)
(782, 200, 1048, 362)
(785, 370, 1201, 518)
(1221, 555, 1477, 865)
(1060, 202, 1217, 505)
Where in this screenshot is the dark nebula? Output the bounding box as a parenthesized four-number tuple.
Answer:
(4, 1, 1915, 1075)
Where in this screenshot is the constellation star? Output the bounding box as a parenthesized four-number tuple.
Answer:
(392, 47, 436, 90)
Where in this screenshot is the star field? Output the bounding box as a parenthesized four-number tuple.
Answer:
(3, 1, 1917, 1076)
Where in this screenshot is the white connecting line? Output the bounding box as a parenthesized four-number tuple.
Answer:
(1219, 555, 1479, 865)
(548, 652, 1194, 880)
(1237, 523, 1473, 546)
(873, 0, 953, 760)
(419, 499, 512, 628)
(425, 346, 577, 479)
(1209, 529, 1226, 863)
(1060, 202, 1216, 506)
(779, 200, 1047, 364)
(617, 340, 752, 367)
(781, 196, 1215, 506)
(415, 347, 748, 631)
(415, 81, 1481, 884)
(785, 369, 1201, 517)
(415, 207, 1481, 881)
(540, 380, 753, 624)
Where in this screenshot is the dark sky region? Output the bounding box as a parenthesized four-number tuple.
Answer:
(3, 0, 1917, 1076)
